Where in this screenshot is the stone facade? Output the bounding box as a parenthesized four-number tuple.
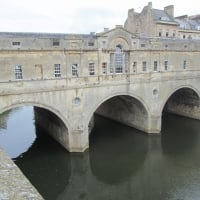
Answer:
(124, 2, 200, 40)
(0, 3, 200, 152)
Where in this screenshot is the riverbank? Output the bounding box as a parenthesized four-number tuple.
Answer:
(0, 147, 43, 200)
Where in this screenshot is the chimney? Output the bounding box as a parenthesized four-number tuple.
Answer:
(128, 8, 135, 18)
(164, 5, 174, 18)
(148, 2, 152, 9)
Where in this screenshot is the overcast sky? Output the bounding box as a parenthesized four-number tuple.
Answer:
(0, 0, 199, 34)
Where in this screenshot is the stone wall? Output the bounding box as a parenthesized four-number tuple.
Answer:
(34, 107, 70, 151)
(164, 88, 200, 119)
(0, 147, 44, 199)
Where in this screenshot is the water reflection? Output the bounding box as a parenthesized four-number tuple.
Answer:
(15, 126, 71, 200)
(1, 108, 200, 199)
(89, 115, 148, 185)
(0, 107, 36, 158)
(161, 113, 200, 156)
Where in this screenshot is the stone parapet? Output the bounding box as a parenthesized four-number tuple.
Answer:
(0, 147, 44, 200)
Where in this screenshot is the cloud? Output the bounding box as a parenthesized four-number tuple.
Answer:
(0, 0, 199, 33)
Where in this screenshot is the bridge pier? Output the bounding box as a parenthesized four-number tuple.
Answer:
(68, 128, 89, 152)
(147, 115, 162, 134)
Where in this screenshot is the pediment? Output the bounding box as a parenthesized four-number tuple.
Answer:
(97, 26, 136, 50)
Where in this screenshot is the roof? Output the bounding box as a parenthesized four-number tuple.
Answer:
(152, 9, 175, 22)
(175, 15, 200, 30)
(0, 32, 96, 40)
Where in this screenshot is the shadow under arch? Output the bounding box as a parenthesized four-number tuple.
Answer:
(0, 102, 71, 152)
(0, 102, 71, 131)
(87, 94, 149, 185)
(87, 92, 151, 136)
(160, 85, 200, 117)
(89, 115, 148, 185)
(161, 86, 200, 156)
(15, 123, 71, 200)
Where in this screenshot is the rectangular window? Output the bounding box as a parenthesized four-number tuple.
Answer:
(142, 61, 147, 72)
(159, 32, 162, 37)
(166, 32, 169, 37)
(72, 64, 78, 77)
(89, 63, 95, 76)
(54, 64, 61, 77)
(110, 53, 114, 73)
(53, 40, 60, 46)
(164, 61, 168, 70)
(133, 62, 137, 72)
(12, 42, 20, 46)
(102, 62, 107, 74)
(15, 65, 23, 80)
(154, 61, 158, 71)
(88, 41, 94, 46)
(141, 44, 145, 47)
(183, 60, 187, 69)
(114, 45, 124, 74)
(124, 52, 129, 73)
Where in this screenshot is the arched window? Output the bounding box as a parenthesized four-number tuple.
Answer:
(110, 44, 129, 74)
(115, 45, 123, 73)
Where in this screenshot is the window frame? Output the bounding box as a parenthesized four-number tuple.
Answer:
(142, 61, 147, 72)
(115, 45, 123, 74)
(72, 64, 78, 77)
(54, 64, 61, 78)
(164, 61, 168, 71)
(102, 62, 107, 75)
(154, 61, 158, 72)
(15, 65, 23, 80)
(89, 63, 95, 76)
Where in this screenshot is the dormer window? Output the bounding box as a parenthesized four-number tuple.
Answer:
(12, 42, 20, 46)
(53, 40, 60, 46)
(160, 16, 170, 21)
(88, 41, 94, 46)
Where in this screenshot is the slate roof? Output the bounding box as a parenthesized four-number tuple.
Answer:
(0, 32, 96, 39)
(152, 9, 175, 22)
(175, 15, 200, 30)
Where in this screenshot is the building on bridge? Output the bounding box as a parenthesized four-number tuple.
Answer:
(0, 2, 200, 152)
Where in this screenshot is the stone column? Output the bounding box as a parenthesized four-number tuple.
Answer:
(68, 128, 89, 152)
(147, 115, 162, 134)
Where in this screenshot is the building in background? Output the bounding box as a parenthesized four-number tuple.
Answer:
(124, 2, 200, 40)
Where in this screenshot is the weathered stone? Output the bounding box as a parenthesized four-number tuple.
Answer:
(0, 147, 44, 200)
(0, 3, 199, 152)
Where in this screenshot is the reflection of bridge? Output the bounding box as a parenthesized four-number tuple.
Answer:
(0, 27, 200, 152)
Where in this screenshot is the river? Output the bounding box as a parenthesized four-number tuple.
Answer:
(0, 106, 200, 200)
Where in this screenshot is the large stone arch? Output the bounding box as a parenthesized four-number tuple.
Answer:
(160, 85, 200, 120)
(0, 101, 71, 151)
(86, 92, 151, 136)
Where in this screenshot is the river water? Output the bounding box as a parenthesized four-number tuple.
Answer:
(0, 106, 200, 200)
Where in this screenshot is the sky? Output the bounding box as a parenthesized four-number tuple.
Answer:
(0, 0, 200, 34)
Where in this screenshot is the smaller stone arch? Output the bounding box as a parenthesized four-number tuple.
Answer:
(161, 85, 200, 120)
(0, 102, 71, 152)
(86, 92, 152, 137)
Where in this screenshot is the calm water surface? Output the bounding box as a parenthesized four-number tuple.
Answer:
(0, 106, 200, 200)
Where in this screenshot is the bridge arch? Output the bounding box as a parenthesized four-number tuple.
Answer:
(0, 101, 71, 151)
(86, 92, 151, 136)
(161, 85, 200, 120)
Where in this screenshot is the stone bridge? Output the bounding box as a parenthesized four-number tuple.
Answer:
(0, 28, 200, 152)
(0, 70, 200, 152)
